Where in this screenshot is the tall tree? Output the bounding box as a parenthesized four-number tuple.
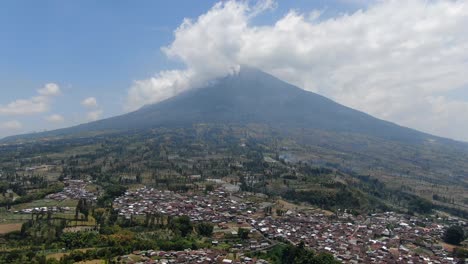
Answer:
(444, 225, 465, 245)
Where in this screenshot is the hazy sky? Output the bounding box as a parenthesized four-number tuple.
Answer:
(1, 0, 468, 141)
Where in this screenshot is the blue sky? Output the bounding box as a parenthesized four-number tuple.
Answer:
(1, 1, 217, 129)
(2, 0, 468, 141)
(0, 0, 365, 136)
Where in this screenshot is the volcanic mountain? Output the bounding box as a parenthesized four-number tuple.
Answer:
(5, 67, 460, 146)
(4, 66, 468, 199)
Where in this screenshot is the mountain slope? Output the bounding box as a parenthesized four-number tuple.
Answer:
(3, 67, 459, 146)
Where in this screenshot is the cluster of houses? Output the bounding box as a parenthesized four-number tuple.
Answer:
(251, 211, 460, 263)
(117, 249, 268, 264)
(14, 206, 71, 214)
(46, 179, 97, 201)
(113, 187, 464, 264)
(114, 187, 258, 224)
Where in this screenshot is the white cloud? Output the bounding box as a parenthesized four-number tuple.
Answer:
(81, 97, 98, 108)
(81, 97, 103, 122)
(338, 0, 378, 6)
(0, 97, 50, 115)
(126, 1, 269, 110)
(46, 114, 64, 123)
(127, 0, 468, 141)
(1, 120, 22, 130)
(86, 110, 103, 122)
(38, 83, 61, 96)
(0, 83, 61, 115)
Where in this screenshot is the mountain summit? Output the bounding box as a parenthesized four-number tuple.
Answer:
(1, 67, 455, 145)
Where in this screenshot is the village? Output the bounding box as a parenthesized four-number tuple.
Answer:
(112, 186, 466, 264)
(46, 179, 98, 201)
(117, 249, 269, 264)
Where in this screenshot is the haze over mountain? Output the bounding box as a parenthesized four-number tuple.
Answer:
(1, 67, 461, 146)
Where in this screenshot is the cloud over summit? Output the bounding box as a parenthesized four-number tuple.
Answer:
(127, 0, 468, 141)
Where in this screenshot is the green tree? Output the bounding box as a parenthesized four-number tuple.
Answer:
(205, 184, 215, 192)
(238, 227, 249, 240)
(93, 208, 107, 229)
(75, 198, 90, 221)
(280, 242, 340, 264)
(444, 225, 465, 245)
(196, 222, 214, 237)
(170, 216, 193, 237)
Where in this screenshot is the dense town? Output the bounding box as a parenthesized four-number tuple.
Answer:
(46, 179, 98, 201)
(112, 186, 467, 263)
(117, 249, 269, 264)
